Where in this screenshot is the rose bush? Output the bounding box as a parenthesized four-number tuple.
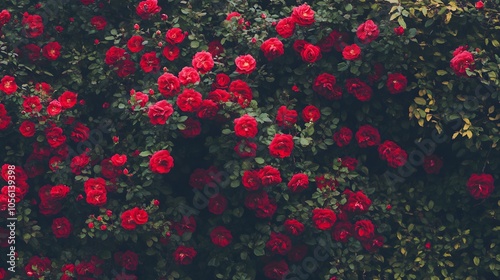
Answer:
(0, 0, 499, 279)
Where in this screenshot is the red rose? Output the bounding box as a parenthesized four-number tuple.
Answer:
(362, 235, 384, 252)
(162, 44, 180, 61)
(42, 42, 61, 61)
(269, 134, 294, 158)
(24, 44, 41, 61)
(346, 78, 372, 102)
(266, 232, 292, 255)
(342, 44, 361, 60)
(178, 67, 200, 85)
(173, 246, 197, 265)
(132, 207, 148, 224)
(258, 165, 282, 186)
(0, 75, 18, 95)
(288, 173, 309, 193)
(111, 154, 127, 167)
(276, 17, 295, 38)
(24, 256, 51, 278)
(345, 190, 372, 214)
(283, 219, 304, 236)
(22, 96, 42, 114)
(121, 209, 137, 230)
(45, 126, 66, 148)
(356, 20, 379, 44)
(386, 73, 407, 94)
(256, 200, 276, 218)
(234, 140, 257, 158)
(276, 106, 298, 128)
(52, 217, 72, 238)
(127, 35, 144, 53)
(450, 50, 474, 77)
(287, 244, 308, 262)
(354, 219, 375, 241)
(196, 99, 219, 119)
(300, 43, 321, 63)
(229, 79, 253, 108)
(70, 153, 90, 175)
(212, 73, 231, 90)
(80, 0, 94, 4)
(48, 185, 69, 201)
(116, 59, 136, 78)
(394, 26, 405, 36)
(291, 4, 315, 26)
(234, 114, 258, 138)
(115, 251, 139, 271)
(104, 46, 127, 66)
(313, 73, 342, 100)
(475, 1, 484, 9)
(333, 127, 353, 147)
(301, 105, 320, 123)
(90, 15, 106, 30)
(180, 118, 201, 138)
(86, 189, 107, 206)
(242, 170, 262, 191)
(192, 51, 214, 74)
(58, 91, 78, 109)
(312, 208, 337, 230)
(148, 100, 174, 125)
(0, 10, 11, 27)
(84, 178, 106, 193)
(263, 260, 289, 280)
(466, 173, 494, 199)
(261, 38, 285, 61)
(130, 91, 149, 109)
(244, 190, 269, 210)
(355, 125, 381, 148)
(157, 73, 181, 98)
(235, 54, 257, 75)
(70, 122, 90, 143)
(165, 27, 185, 45)
(47, 100, 62, 116)
(176, 89, 202, 112)
(208, 40, 224, 57)
(332, 221, 353, 243)
(139, 51, 160, 73)
(423, 155, 443, 174)
(19, 121, 36, 137)
(226, 11, 242, 21)
(378, 140, 408, 168)
(173, 216, 196, 236)
(210, 226, 233, 247)
(208, 194, 227, 215)
(136, 0, 161, 19)
(149, 150, 174, 174)
(22, 13, 44, 38)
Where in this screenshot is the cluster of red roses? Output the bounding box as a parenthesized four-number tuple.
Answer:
(26, 255, 108, 280)
(333, 124, 408, 168)
(0, 165, 29, 212)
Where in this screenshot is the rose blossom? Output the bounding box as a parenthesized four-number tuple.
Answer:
(386, 73, 408, 94)
(342, 44, 361, 60)
(313, 73, 342, 100)
(235, 54, 257, 74)
(149, 150, 174, 174)
(291, 4, 315, 26)
(346, 78, 372, 102)
(276, 17, 295, 38)
(234, 114, 258, 138)
(127, 35, 144, 53)
(178, 67, 200, 85)
(176, 89, 203, 112)
(276, 106, 298, 128)
(165, 27, 185, 45)
(162, 44, 180, 61)
(261, 38, 285, 61)
(333, 127, 353, 147)
(269, 134, 294, 158)
(466, 173, 494, 199)
(210, 226, 233, 247)
(263, 260, 289, 280)
(312, 208, 337, 230)
(266, 232, 292, 255)
(192, 51, 214, 74)
(173, 246, 197, 265)
(287, 173, 309, 193)
(354, 219, 375, 241)
(0, 75, 18, 95)
(301, 105, 320, 123)
(356, 20, 379, 44)
(284, 219, 305, 236)
(300, 43, 321, 63)
(42, 42, 61, 60)
(423, 155, 443, 174)
(147, 100, 174, 125)
(450, 49, 474, 77)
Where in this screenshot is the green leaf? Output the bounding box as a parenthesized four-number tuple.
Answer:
(190, 41, 200, 49)
(473, 256, 480, 266)
(254, 157, 265, 164)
